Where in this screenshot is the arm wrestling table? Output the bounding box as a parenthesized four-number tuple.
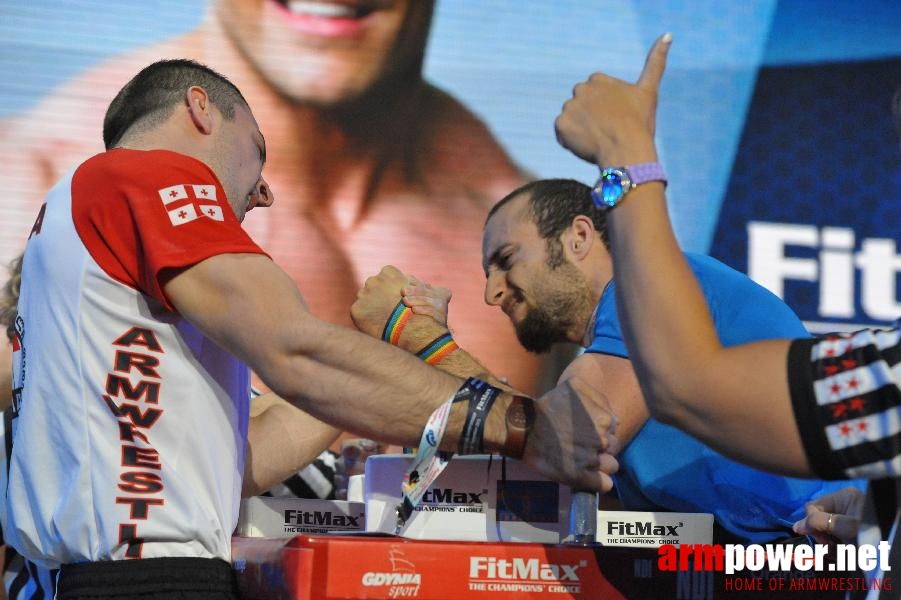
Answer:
(231, 534, 846, 599)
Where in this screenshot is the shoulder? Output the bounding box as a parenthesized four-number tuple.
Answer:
(71, 150, 219, 214)
(684, 253, 777, 296)
(77, 149, 213, 178)
(685, 254, 809, 336)
(683, 252, 742, 277)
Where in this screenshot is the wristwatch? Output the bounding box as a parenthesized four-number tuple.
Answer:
(591, 162, 667, 209)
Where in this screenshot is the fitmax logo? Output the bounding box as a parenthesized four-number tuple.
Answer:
(748, 222, 901, 321)
(421, 488, 484, 504)
(469, 556, 583, 581)
(607, 521, 683, 537)
(283, 510, 360, 528)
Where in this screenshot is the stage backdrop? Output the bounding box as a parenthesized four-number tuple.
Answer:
(2, 0, 900, 334)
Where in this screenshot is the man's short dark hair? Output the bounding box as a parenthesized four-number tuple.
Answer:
(103, 59, 248, 150)
(487, 178, 610, 267)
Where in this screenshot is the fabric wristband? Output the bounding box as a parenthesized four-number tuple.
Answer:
(382, 301, 413, 345)
(456, 378, 501, 455)
(501, 395, 536, 460)
(415, 333, 459, 365)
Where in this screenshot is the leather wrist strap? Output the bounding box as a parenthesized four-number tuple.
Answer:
(501, 395, 536, 460)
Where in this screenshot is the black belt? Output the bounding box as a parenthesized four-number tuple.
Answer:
(58, 556, 238, 599)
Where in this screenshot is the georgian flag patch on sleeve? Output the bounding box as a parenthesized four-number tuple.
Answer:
(158, 184, 224, 226)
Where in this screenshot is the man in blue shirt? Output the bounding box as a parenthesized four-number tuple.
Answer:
(352, 177, 863, 543)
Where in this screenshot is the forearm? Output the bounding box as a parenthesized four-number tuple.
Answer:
(607, 186, 722, 407)
(164, 256, 485, 452)
(391, 313, 516, 392)
(263, 317, 507, 452)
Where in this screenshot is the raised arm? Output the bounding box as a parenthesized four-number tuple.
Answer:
(164, 253, 618, 492)
(554, 34, 811, 477)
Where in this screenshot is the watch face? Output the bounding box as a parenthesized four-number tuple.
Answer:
(592, 168, 627, 208)
(591, 163, 666, 209)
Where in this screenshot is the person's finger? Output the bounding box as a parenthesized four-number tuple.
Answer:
(794, 509, 859, 543)
(793, 513, 827, 541)
(403, 296, 444, 310)
(407, 305, 440, 320)
(379, 264, 402, 278)
(606, 431, 621, 456)
(825, 511, 859, 543)
(403, 282, 437, 296)
(805, 487, 865, 517)
(637, 33, 672, 91)
(598, 451, 619, 477)
(805, 503, 826, 517)
(576, 466, 617, 494)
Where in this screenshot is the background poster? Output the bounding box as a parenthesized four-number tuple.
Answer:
(2, 0, 899, 369)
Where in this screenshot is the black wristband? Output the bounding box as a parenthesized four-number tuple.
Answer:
(456, 378, 501, 455)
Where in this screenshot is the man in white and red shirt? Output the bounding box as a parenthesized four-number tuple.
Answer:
(5, 59, 619, 598)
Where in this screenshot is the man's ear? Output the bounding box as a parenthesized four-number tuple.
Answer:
(565, 215, 596, 260)
(185, 86, 213, 135)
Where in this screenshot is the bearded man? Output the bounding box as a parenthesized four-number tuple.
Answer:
(352, 178, 863, 544)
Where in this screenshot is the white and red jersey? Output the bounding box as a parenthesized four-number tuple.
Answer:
(4, 149, 268, 569)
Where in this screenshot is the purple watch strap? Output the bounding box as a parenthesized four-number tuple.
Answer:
(626, 162, 667, 186)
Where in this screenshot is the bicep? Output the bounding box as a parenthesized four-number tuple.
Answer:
(162, 253, 313, 377)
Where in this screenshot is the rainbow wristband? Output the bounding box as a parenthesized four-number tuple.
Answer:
(382, 301, 413, 345)
(416, 333, 459, 365)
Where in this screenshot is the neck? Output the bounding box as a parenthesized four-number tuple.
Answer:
(580, 277, 613, 347)
(578, 252, 614, 346)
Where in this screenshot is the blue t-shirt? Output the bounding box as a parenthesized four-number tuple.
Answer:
(586, 253, 864, 543)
